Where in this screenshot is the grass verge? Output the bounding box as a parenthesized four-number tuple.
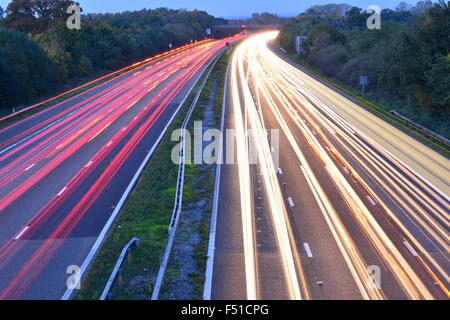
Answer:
(158, 52, 229, 300)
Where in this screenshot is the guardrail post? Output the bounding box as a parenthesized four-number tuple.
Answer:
(149, 277, 155, 295)
(100, 237, 140, 300)
(117, 268, 123, 291)
(127, 248, 132, 264)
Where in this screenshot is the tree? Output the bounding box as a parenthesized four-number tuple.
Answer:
(33, 0, 80, 31)
(0, 6, 4, 19)
(249, 12, 281, 25)
(4, 0, 79, 33)
(424, 54, 450, 110)
(306, 3, 352, 15)
(0, 27, 56, 109)
(4, 0, 36, 33)
(345, 7, 366, 29)
(413, 0, 450, 57)
(76, 55, 93, 76)
(396, 2, 411, 12)
(303, 24, 346, 54)
(411, 1, 434, 15)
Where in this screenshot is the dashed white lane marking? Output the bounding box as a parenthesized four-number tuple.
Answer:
(278, 168, 283, 175)
(57, 186, 67, 197)
(304, 243, 313, 258)
(287, 197, 295, 207)
(25, 163, 35, 171)
(403, 241, 418, 257)
(85, 161, 93, 168)
(343, 167, 350, 174)
(14, 226, 30, 240)
(367, 196, 377, 206)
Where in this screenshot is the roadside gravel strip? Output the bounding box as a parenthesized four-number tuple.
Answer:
(158, 53, 230, 299)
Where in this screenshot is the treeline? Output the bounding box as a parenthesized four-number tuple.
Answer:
(0, 0, 225, 111)
(229, 12, 284, 25)
(278, 1, 449, 137)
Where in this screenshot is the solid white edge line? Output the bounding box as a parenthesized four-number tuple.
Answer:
(60, 51, 217, 301)
(202, 59, 230, 301)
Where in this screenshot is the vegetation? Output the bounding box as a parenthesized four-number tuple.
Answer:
(3, 0, 77, 34)
(0, 27, 56, 110)
(0, 0, 226, 113)
(278, 1, 449, 138)
(227, 12, 285, 26)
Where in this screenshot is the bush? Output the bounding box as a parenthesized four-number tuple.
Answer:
(0, 27, 56, 109)
(76, 55, 94, 76)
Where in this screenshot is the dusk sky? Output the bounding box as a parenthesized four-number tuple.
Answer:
(0, 0, 417, 17)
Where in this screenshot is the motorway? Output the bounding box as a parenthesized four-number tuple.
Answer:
(0, 36, 240, 299)
(211, 32, 449, 300)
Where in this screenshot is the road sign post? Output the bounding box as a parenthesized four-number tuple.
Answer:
(295, 36, 308, 56)
(360, 76, 368, 96)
